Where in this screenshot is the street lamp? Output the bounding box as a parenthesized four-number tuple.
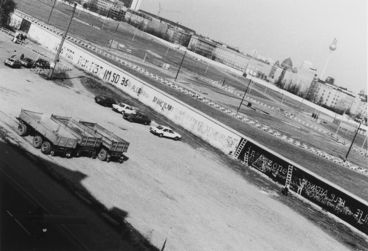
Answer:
(47, 0, 57, 24)
(174, 50, 187, 81)
(48, 3, 77, 79)
(236, 74, 251, 114)
(345, 119, 363, 160)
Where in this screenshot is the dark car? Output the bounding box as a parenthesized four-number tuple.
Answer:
(20, 57, 34, 68)
(123, 112, 151, 125)
(94, 95, 116, 107)
(33, 58, 50, 69)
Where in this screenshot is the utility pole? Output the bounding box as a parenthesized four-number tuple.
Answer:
(236, 78, 252, 114)
(345, 120, 362, 160)
(47, 0, 57, 24)
(174, 51, 187, 81)
(115, 22, 120, 32)
(48, 3, 77, 80)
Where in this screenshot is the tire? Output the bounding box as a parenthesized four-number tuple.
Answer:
(50, 150, 55, 156)
(97, 148, 108, 161)
(91, 151, 97, 159)
(40, 141, 52, 154)
(32, 135, 43, 148)
(174, 137, 180, 141)
(159, 133, 163, 137)
(17, 123, 28, 136)
(65, 151, 72, 158)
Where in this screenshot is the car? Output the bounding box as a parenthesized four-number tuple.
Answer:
(20, 57, 34, 68)
(150, 125, 182, 140)
(4, 56, 22, 68)
(94, 95, 116, 107)
(112, 102, 137, 115)
(33, 58, 50, 69)
(123, 112, 151, 125)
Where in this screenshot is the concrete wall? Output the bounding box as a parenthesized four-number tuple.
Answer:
(25, 22, 242, 155)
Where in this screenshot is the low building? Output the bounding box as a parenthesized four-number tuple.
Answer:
(307, 79, 356, 113)
(187, 35, 218, 58)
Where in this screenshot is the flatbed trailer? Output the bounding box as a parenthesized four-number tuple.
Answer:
(16, 109, 78, 157)
(50, 115, 102, 158)
(78, 121, 130, 162)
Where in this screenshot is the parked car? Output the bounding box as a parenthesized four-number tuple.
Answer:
(112, 102, 137, 115)
(4, 56, 22, 68)
(94, 95, 116, 107)
(33, 58, 50, 69)
(123, 112, 151, 125)
(150, 125, 182, 140)
(20, 57, 34, 68)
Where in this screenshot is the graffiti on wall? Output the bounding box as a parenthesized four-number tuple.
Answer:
(234, 137, 368, 234)
(236, 140, 290, 184)
(290, 168, 368, 233)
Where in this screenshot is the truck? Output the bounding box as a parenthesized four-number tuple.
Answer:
(50, 115, 102, 158)
(16, 110, 130, 162)
(16, 109, 78, 157)
(78, 121, 130, 163)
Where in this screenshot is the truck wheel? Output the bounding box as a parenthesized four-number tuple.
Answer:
(65, 151, 72, 158)
(159, 133, 163, 137)
(97, 148, 108, 161)
(33, 135, 43, 148)
(91, 151, 97, 159)
(17, 123, 28, 136)
(41, 141, 52, 154)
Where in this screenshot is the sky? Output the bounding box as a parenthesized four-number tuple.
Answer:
(140, 0, 367, 94)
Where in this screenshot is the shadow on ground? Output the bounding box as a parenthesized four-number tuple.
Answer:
(0, 136, 158, 251)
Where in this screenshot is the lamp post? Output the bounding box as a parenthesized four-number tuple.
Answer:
(236, 76, 252, 114)
(174, 50, 187, 81)
(47, 0, 57, 24)
(345, 119, 362, 160)
(48, 3, 77, 80)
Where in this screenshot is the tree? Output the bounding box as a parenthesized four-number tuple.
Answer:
(0, 0, 16, 27)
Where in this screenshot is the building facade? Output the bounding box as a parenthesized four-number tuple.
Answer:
(187, 35, 218, 58)
(307, 80, 356, 113)
(350, 92, 368, 119)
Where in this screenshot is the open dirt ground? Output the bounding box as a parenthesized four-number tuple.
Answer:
(0, 31, 358, 250)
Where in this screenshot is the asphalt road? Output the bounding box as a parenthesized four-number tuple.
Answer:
(0, 139, 147, 251)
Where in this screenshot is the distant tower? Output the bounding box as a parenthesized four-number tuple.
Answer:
(320, 38, 337, 80)
(130, 0, 142, 11)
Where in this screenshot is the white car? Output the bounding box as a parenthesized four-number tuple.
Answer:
(112, 102, 137, 115)
(150, 125, 182, 140)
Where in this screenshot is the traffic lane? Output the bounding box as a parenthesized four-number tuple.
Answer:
(0, 140, 143, 251)
(0, 170, 84, 251)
